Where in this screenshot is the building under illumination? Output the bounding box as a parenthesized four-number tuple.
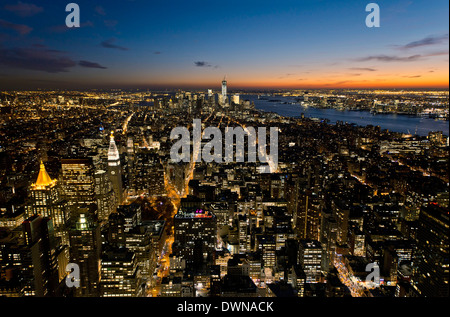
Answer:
(173, 206, 217, 269)
(68, 211, 101, 297)
(298, 240, 323, 283)
(94, 170, 116, 222)
(416, 203, 449, 297)
(28, 161, 69, 244)
(60, 158, 96, 210)
(108, 132, 124, 206)
(100, 246, 140, 297)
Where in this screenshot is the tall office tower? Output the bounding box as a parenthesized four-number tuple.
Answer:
(22, 215, 59, 296)
(124, 224, 155, 286)
(291, 264, 306, 297)
(116, 203, 142, 233)
(232, 94, 240, 105)
(100, 247, 139, 297)
(94, 170, 116, 222)
(320, 209, 338, 272)
(108, 132, 123, 206)
(295, 190, 322, 241)
(238, 215, 250, 254)
(127, 137, 135, 190)
(133, 150, 165, 197)
(416, 203, 449, 297)
(222, 77, 227, 97)
(207, 89, 215, 106)
(68, 211, 102, 297)
(220, 77, 227, 105)
(298, 240, 323, 283)
(332, 199, 350, 245)
(173, 207, 217, 269)
(29, 161, 69, 236)
(60, 158, 96, 212)
(256, 234, 276, 269)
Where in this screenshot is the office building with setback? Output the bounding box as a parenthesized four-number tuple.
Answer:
(68, 211, 101, 297)
(173, 206, 217, 269)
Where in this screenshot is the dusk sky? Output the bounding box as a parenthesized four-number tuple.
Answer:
(0, 0, 448, 90)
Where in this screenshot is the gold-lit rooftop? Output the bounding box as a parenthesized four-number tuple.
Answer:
(31, 161, 56, 190)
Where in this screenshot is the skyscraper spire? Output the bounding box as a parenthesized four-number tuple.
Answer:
(33, 161, 56, 189)
(107, 131, 123, 206)
(221, 76, 227, 105)
(108, 131, 120, 162)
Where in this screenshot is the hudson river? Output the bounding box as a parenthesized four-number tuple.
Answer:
(242, 95, 449, 137)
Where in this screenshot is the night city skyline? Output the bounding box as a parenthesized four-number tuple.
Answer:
(0, 0, 449, 307)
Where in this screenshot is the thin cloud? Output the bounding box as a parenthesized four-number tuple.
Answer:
(0, 46, 76, 73)
(348, 67, 377, 72)
(355, 54, 423, 62)
(194, 61, 211, 67)
(4, 1, 43, 17)
(399, 34, 449, 50)
(324, 80, 352, 86)
(402, 75, 422, 78)
(0, 19, 32, 35)
(101, 38, 128, 51)
(79, 60, 107, 69)
(194, 61, 219, 68)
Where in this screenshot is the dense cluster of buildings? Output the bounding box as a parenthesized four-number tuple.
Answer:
(0, 84, 448, 297)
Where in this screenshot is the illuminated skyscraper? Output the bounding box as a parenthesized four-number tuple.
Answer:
(68, 211, 101, 297)
(22, 215, 60, 296)
(94, 170, 116, 222)
(29, 162, 62, 223)
(220, 76, 227, 106)
(295, 190, 322, 241)
(232, 94, 240, 105)
(108, 132, 123, 206)
(100, 247, 139, 297)
(173, 205, 217, 269)
(60, 158, 96, 209)
(29, 161, 69, 243)
(298, 240, 323, 283)
(222, 77, 227, 98)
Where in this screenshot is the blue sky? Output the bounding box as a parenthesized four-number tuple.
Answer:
(0, 0, 448, 89)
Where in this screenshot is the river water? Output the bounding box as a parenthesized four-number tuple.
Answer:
(242, 95, 449, 137)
